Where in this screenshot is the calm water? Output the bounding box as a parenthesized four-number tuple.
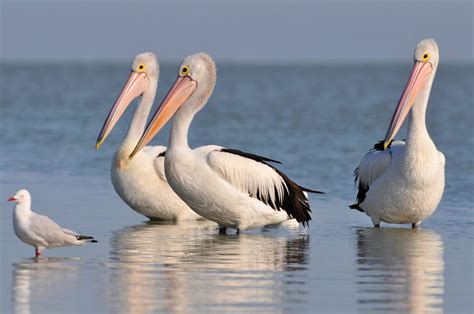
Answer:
(0, 63, 473, 313)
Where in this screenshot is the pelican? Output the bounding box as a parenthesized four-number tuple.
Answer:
(130, 53, 322, 233)
(350, 39, 445, 228)
(96, 52, 202, 220)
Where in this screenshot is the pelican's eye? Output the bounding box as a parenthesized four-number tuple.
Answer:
(421, 52, 430, 62)
(180, 65, 190, 76)
(137, 63, 146, 72)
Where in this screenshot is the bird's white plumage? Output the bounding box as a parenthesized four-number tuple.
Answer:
(111, 143, 201, 220)
(165, 146, 294, 230)
(352, 39, 445, 227)
(355, 141, 405, 192)
(10, 189, 96, 256)
(98, 53, 203, 220)
(206, 149, 287, 207)
(27, 215, 79, 247)
(360, 141, 444, 225)
(136, 53, 314, 231)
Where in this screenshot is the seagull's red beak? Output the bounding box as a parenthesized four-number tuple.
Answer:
(8, 197, 16, 202)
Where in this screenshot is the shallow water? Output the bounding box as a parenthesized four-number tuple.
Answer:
(1, 63, 473, 313)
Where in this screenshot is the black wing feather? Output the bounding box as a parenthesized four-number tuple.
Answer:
(349, 166, 367, 212)
(219, 148, 281, 164)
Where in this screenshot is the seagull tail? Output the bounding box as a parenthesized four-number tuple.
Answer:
(76, 235, 98, 243)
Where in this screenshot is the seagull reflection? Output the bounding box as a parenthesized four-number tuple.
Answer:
(355, 228, 444, 313)
(107, 221, 309, 313)
(12, 257, 80, 314)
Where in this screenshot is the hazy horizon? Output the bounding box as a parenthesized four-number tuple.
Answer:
(1, 0, 473, 63)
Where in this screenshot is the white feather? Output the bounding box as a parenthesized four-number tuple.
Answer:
(206, 150, 287, 207)
(10, 189, 96, 255)
(355, 141, 405, 190)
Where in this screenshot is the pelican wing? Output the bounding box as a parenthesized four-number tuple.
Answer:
(206, 148, 322, 225)
(141, 145, 167, 181)
(350, 140, 405, 212)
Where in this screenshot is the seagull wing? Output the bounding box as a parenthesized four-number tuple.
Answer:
(29, 213, 77, 246)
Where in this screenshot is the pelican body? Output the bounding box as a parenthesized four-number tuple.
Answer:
(96, 53, 201, 220)
(131, 53, 321, 232)
(351, 39, 445, 228)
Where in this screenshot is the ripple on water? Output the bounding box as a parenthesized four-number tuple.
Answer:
(105, 220, 311, 313)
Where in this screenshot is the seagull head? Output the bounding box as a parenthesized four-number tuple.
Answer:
(8, 189, 31, 204)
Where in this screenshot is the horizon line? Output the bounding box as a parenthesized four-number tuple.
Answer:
(1, 57, 473, 67)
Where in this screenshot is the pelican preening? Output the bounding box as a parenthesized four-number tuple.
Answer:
(96, 53, 202, 220)
(130, 53, 322, 232)
(350, 39, 445, 228)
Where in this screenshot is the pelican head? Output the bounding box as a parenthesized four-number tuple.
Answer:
(129, 53, 216, 159)
(383, 39, 439, 149)
(96, 52, 159, 150)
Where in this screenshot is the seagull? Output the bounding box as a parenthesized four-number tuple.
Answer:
(8, 189, 97, 257)
(350, 39, 445, 228)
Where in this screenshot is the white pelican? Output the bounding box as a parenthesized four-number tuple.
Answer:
(130, 53, 322, 233)
(350, 39, 445, 228)
(8, 189, 97, 257)
(96, 52, 202, 220)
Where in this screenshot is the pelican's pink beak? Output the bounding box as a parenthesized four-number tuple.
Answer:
(383, 61, 432, 149)
(129, 76, 197, 159)
(8, 197, 16, 202)
(96, 71, 149, 150)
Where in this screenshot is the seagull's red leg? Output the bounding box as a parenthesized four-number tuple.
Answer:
(35, 248, 41, 258)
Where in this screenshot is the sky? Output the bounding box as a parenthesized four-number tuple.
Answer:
(1, 0, 473, 63)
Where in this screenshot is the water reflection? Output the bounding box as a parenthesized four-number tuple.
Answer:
(355, 228, 444, 313)
(12, 258, 80, 314)
(107, 221, 309, 313)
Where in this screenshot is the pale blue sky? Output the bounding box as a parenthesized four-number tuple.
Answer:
(1, 0, 472, 63)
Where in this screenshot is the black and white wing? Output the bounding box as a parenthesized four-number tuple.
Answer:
(206, 147, 323, 225)
(350, 140, 405, 212)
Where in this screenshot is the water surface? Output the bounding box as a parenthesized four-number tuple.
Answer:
(1, 63, 473, 313)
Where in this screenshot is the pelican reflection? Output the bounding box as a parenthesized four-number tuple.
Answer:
(107, 221, 309, 313)
(356, 227, 444, 313)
